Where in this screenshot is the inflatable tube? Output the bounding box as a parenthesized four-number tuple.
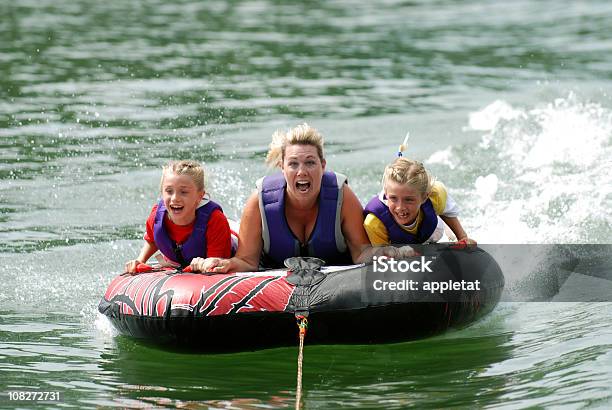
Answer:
(99, 244, 503, 350)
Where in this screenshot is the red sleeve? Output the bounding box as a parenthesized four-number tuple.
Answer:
(143, 204, 158, 244)
(205, 209, 232, 258)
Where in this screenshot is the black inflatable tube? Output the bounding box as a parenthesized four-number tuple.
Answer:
(99, 244, 504, 351)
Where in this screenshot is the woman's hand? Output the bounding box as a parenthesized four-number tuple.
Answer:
(375, 246, 399, 258)
(397, 245, 417, 258)
(372, 245, 417, 259)
(190, 257, 232, 274)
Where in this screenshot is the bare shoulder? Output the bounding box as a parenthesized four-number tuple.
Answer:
(234, 190, 263, 263)
(339, 182, 370, 257)
(243, 190, 260, 212)
(341, 184, 364, 216)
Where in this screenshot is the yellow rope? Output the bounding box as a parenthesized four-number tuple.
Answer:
(295, 316, 308, 410)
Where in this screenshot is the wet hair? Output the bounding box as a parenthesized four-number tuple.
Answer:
(160, 160, 205, 192)
(382, 158, 434, 196)
(265, 123, 325, 168)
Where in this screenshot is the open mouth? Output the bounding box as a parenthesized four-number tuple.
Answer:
(295, 181, 311, 193)
(394, 211, 410, 221)
(169, 204, 184, 213)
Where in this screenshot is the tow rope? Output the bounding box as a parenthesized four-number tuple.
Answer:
(295, 314, 308, 409)
(284, 256, 326, 410)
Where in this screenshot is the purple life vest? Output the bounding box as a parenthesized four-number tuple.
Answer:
(153, 199, 223, 267)
(364, 195, 438, 244)
(258, 171, 350, 267)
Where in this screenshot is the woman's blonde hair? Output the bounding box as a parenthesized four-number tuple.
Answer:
(265, 123, 324, 168)
(160, 160, 205, 192)
(382, 158, 434, 195)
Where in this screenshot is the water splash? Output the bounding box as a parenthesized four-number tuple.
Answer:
(429, 93, 612, 244)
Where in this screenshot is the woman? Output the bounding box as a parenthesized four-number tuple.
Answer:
(191, 124, 395, 273)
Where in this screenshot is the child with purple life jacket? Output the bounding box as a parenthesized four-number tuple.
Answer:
(363, 157, 476, 247)
(124, 160, 233, 273)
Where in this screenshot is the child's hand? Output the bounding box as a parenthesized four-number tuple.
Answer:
(124, 260, 141, 273)
(456, 237, 477, 247)
(124, 260, 152, 274)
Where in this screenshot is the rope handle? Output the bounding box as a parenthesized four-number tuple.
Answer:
(135, 262, 153, 273)
(295, 315, 309, 409)
(296, 315, 308, 336)
(130, 263, 192, 274)
(450, 238, 477, 250)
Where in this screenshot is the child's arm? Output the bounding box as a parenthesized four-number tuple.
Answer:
(440, 216, 476, 245)
(125, 241, 158, 273)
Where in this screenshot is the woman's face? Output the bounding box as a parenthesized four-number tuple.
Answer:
(282, 144, 326, 203)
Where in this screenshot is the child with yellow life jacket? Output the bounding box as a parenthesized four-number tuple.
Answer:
(124, 160, 235, 273)
(363, 157, 476, 246)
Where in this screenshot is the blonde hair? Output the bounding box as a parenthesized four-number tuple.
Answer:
(382, 158, 434, 195)
(265, 123, 324, 168)
(160, 160, 205, 192)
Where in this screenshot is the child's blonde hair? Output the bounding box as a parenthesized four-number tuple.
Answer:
(382, 158, 434, 196)
(160, 160, 205, 192)
(265, 123, 324, 168)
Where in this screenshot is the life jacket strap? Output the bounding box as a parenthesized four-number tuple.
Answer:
(173, 243, 188, 268)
